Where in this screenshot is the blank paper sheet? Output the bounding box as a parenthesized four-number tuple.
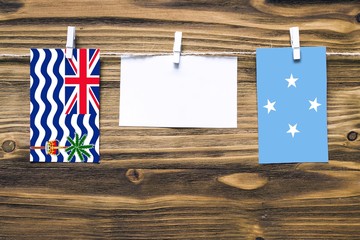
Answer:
(119, 55, 237, 128)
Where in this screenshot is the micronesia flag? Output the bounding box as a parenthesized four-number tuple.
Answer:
(30, 49, 100, 163)
(256, 47, 328, 164)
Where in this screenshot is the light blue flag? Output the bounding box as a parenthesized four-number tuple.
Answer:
(256, 47, 328, 164)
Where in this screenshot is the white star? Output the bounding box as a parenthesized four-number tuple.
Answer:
(287, 123, 300, 138)
(264, 99, 276, 114)
(285, 74, 298, 88)
(309, 97, 321, 112)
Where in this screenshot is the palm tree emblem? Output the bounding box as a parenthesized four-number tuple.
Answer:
(66, 133, 94, 162)
(30, 133, 94, 162)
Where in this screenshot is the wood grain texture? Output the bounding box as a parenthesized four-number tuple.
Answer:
(0, 0, 360, 239)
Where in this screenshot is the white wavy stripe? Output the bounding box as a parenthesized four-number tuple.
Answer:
(34, 49, 46, 162)
(58, 114, 69, 162)
(95, 113, 99, 160)
(46, 49, 59, 162)
(30, 50, 34, 161)
(83, 114, 93, 162)
(30, 98, 33, 161)
(88, 49, 100, 77)
(30, 74, 34, 156)
(58, 53, 70, 162)
(71, 115, 82, 162)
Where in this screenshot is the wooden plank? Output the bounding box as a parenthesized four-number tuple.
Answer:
(0, 1, 359, 54)
(0, 0, 359, 239)
(0, 167, 360, 239)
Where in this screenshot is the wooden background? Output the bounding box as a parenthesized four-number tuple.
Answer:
(1, 0, 360, 239)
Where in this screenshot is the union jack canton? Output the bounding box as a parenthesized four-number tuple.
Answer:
(65, 49, 100, 115)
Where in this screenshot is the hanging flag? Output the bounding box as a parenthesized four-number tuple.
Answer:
(256, 47, 328, 164)
(30, 48, 100, 163)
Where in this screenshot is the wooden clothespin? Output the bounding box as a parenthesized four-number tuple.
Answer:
(66, 26, 76, 59)
(290, 27, 300, 60)
(173, 31, 182, 64)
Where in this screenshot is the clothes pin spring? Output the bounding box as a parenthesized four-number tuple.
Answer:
(173, 31, 182, 64)
(290, 27, 300, 60)
(66, 26, 76, 59)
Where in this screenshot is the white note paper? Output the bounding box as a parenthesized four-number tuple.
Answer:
(119, 56, 237, 128)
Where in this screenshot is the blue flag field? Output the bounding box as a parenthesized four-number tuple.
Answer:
(256, 47, 328, 164)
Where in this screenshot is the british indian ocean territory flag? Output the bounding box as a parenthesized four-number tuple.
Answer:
(256, 47, 328, 164)
(30, 49, 100, 163)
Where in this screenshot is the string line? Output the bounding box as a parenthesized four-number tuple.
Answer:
(0, 51, 360, 58)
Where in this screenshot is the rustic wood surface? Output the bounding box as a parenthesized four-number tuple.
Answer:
(1, 0, 360, 239)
